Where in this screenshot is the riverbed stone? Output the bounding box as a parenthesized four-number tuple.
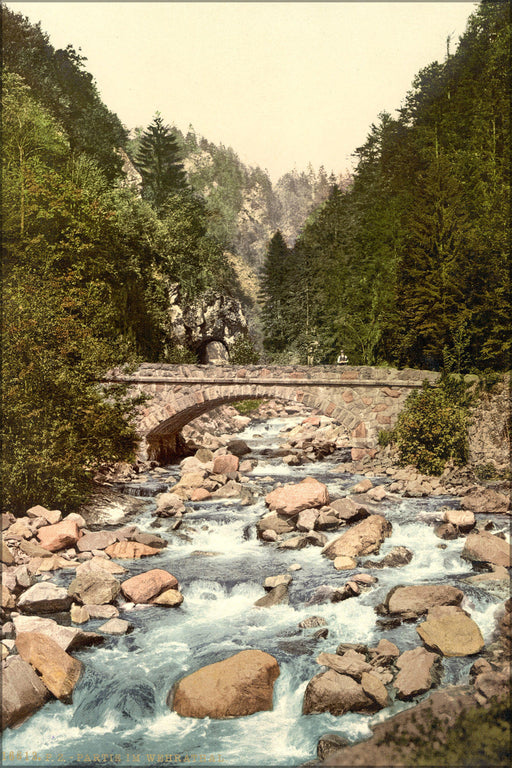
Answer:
(299, 616, 328, 629)
(394, 646, 442, 700)
(190, 488, 212, 502)
(351, 478, 373, 494)
(70, 604, 90, 624)
(19, 539, 54, 558)
(265, 477, 329, 516)
(302, 669, 375, 715)
(104, 541, 161, 559)
(15, 631, 83, 702)
(442, 509, 476, 532)
(460, 488, 509, 515)
(296, 508, 319, 531)
(17, 583, 72, 614)
(1, 541, 15, 565)
(361, 671, 389, 708)
(76, 530, 118, 552)
(264, 574, 292, 590)
(212, 453, 239, 475)
(98, 618, 133, 635)
(461, 531, 512, 568)
(1, 655, 50, 729)
(121, 569, 179, 604)
(76, 556, 128, 576)
(26, 506, 62, 525)
(435, 523, 459, 540)
(317, 650, 371, 680)
(258, 507, 291, 535)
(316, 509, 341, 530)
(371, 638, 400, 665)
(278, 535, 308, 550)
(84, 604, 119, 619)
(378, 584, 464, 618)
(151, 588, 184, 606)
(317, 734, 350, 761)
(155, 493, 186, 517)
(363, 546, 413, 569)
(36, 519, 81, 552)
(329, 497, 370, 523)
(169, 649, 280, 718)
(333, 555, 358, 570)
(416, 606, 485, 657)
(254, 584, 289, 607)
(13, 615, 101, 651)
(322, 514, 392, 560)
(68, 571, 121, 605)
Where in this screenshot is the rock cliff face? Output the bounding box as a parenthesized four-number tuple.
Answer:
(468, 379, 510, 470)
(165, 287, 248, 363)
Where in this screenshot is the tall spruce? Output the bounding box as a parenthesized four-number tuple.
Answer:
(135, 116, 188, 211)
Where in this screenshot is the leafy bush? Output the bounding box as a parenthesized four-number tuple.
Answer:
(165, 345, 198, 364)
(232, 399, 264, 415)
(392, 378, 471, 475)
(229, 334, 260, 364)
(378, 429, 394, 447)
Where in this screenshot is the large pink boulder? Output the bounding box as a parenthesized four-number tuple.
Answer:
(322, 515, 392, 560)
(37, 519, 81, 552)
(212, 453, 239, 475)
(461, 531, 512, 568)
(121, 569, 178, 604)
(15, 631, 83, 702)
(169, 650, 279, 718)
(265, 477, 330, 517)
(378, 584, 464, 618)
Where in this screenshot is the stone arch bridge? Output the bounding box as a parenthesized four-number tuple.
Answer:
(103, 364, 439, 462)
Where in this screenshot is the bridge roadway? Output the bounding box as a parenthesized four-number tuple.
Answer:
(104, 364, 439, 461)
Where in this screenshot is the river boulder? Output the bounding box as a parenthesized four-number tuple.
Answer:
(328, 498, 370, 523)
(254, 584, 289, 607)
(26, 505, 62, 525)
(15, 631, 83, 702)
(265, 477, 329, 516)
(317, 650, 371, 680)
(363, 546, 413, 569)
(461, 531, 512, 568)
(68, 571, 121, 605)
(442, 509, 476, 532)
(321, 515, 392, 560)
(121, 569, 179, 604)
(460, 488, 509, 515)
(36, 519, 81, 552)
(256, 512, 295, 537)
(212, 453, 239, 474)
(17, 583, 72, 614)
(155, 493, 186, 517)
(76, 530, 118, 552)
(169, 649, 280, 718)
(377, 584, 464, 618)
(393, 646, 442, 700)
(416, 606, 484, 657)
(13, 615, 101, 652)
(1, 655, 50, 730)
(302, 669, 377, 715)
(104, 541, 161, 559)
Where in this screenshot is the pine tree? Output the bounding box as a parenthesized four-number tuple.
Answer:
(260, 231, 293, 353)
(135, 115, 187, 211)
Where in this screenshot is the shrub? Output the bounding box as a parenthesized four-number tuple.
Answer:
(229, 334, 260, 364)
(393, 378, 471, 475)
(232, 399, 264, 415)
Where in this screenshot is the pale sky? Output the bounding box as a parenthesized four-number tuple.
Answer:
(7, 1, 477, 180)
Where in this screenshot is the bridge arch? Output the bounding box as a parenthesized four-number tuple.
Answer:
(104, 364, 439, 463)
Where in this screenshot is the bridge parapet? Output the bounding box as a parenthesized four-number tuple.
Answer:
(104, 364, 440, 462)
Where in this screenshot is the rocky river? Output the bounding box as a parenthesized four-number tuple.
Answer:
(1, 403, 510, 767)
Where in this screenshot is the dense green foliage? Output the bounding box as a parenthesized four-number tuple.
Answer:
(228, 334, 260, 365)
(260, 1, 510, 371)
(1, 6, 231, 512)
(389, 378, 471, 475)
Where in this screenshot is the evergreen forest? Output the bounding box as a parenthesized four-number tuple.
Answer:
(1, 1, 510, 513)
(260, 1, 510, 370)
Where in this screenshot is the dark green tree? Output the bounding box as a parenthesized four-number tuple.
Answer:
(260, 231, 293, 353)
(135, 116, 187, 211)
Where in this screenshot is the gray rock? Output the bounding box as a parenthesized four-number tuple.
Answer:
(1, 655, 50, 729)
(17, 583, 72, 614)
(76, 530, 117, 552)
(254, 584, 289, 607)
(68, 571, 121, 605)
(98, 618, 133, 635)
